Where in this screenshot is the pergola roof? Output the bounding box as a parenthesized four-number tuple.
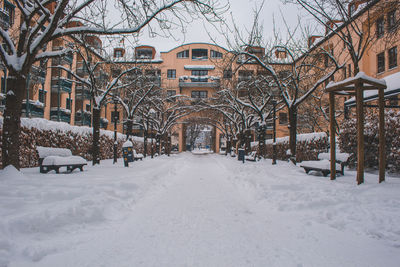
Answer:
(325, 72, 387, 93)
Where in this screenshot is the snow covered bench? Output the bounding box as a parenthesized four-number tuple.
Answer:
(245, 151, 257, 161)
(300, 152, 350, 177)
(37, 146, 87, 174)
(133, 149, 143, 161)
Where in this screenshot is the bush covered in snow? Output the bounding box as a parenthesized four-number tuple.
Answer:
(0, 118, 130, 168)
(262, 132, 329, 162)
(339, 110, 400, 173)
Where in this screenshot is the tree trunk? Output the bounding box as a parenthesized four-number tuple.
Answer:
(2, 74, 26, 170)
(288, 106, 298, 164)
(92, 107, 101, 165)
(126, 118, 133, 139)
(244, 129, 251, 153)
(226, 137, 231, 155)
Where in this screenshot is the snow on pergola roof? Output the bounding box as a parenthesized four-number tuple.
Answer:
(326, 72, 386, 93)
(344, 72, 400, 107)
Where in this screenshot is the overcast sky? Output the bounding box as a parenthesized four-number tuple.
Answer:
(106, 0, 318, 56)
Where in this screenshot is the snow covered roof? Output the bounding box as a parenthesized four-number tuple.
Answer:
(344, 72, 400, 107)
(184, 65, 215, 70)
(326, 72, 386, 92)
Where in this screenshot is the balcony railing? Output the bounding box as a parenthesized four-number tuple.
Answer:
(30, 65, 46, 84)
(75, 85, 91, 99)
(51, 77, 73, 93)
(22, 100, 44, 118)
(50, 108, 71, 123)
(75, 111, 91, 126)
(0, 8, 10, 30)
(179, 79, 220, 88)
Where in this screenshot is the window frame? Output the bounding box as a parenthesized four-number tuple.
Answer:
(192, 49, 208, 60)
(388, 46, 398, 69)
(377, 52, 385, 73)
(388, 10, 396, 31)
(167, 69, 176, 79)
(191, 90, 208, 99)
(376, 16, 385, 38)
(177, 50, 189, 58)
(211, 50, 223, 59)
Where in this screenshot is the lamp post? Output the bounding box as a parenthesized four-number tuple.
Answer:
(149, 108, 156, 158)
(113, 93, 119, 164)
(271, 99, 277, 165)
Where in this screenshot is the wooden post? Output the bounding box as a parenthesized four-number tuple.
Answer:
(355, 83, 364, 185)
(378, 89, 386, 183)
(329, 92, 336, 180)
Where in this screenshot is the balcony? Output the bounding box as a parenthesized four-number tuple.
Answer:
(50, 108, 71, 123)
(0, 8, 10, 30)
(22, 100, 44, 118)
(179, 76, 220, 88)
(52, 47, 74, 65)
(30, 65, 46, 84)
(75, 85, 91, 99)
(76, 63, 89, 76)
(75, 111, 91, 126)
(51, 77, 73, 93)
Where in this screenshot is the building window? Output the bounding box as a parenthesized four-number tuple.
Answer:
(66, 98, 72, 110)
(211, 50, 223, 59)
(377, 52, 385, 73)
(342, 67, 347, 79)
(136, 48, 153, 59)
(223, 69, 232, 79)
(86, 103, 91, 112)
(4, 0, 15, 26)
(279, 112, 288, 125)
(1, 76, 5, 93)
(238, 70, 253, 81)
(191, 70, 208, 82)
(39, 89, 46, 105)
(114, 50, 123, 58)
(389, 46, 397, 69)
(192, 49, 208, 60)
(111, 111, 120, 123)
(388, 10, 396, 31)
(389, 96, 398, 106)
(167, 90, 176, 102)
(191, 90, 208, 99)
(177, 50, 189, 58)
(377, 16, 385, 38)
(167, 69, 176, 79)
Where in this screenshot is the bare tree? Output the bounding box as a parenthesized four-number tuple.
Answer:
(0, 0, 224, 169)
(285, 0, 400, 75)
(57, 40, 139, 165)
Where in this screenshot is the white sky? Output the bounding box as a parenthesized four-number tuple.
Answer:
(106, 0, 318, 56)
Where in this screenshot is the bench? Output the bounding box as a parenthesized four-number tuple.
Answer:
(245, 151, 257, 161)
(133, 149, 144, 161)
(37, 146, 87, 174)
(300, 152, 350, 177)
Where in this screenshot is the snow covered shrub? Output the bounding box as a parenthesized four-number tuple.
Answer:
(339, 110, 400, 173)
(0, 118, 126, 168)
(264, 132, 329, 162)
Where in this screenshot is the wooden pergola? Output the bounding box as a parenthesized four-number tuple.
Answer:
(325, 73, 387, 185)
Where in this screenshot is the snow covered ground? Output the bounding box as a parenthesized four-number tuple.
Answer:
(1, 153, 400, 267)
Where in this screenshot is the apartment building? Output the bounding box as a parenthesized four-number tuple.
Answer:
(0, 0, 398, 154)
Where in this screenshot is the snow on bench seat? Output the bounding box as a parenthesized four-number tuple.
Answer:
(42, 156, 87, 166)
(36, 146, 87, 174)
(37, 146, 72, 158)
(318, 152, 350, 163)
(133, 150, 143, 160)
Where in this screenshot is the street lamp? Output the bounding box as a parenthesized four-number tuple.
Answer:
(271, 99, 277, 165)
(149, 108, 156, 158)
(113, 91, 119, 164)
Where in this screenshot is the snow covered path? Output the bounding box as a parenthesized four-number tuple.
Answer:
(1, 153, 400, 266)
